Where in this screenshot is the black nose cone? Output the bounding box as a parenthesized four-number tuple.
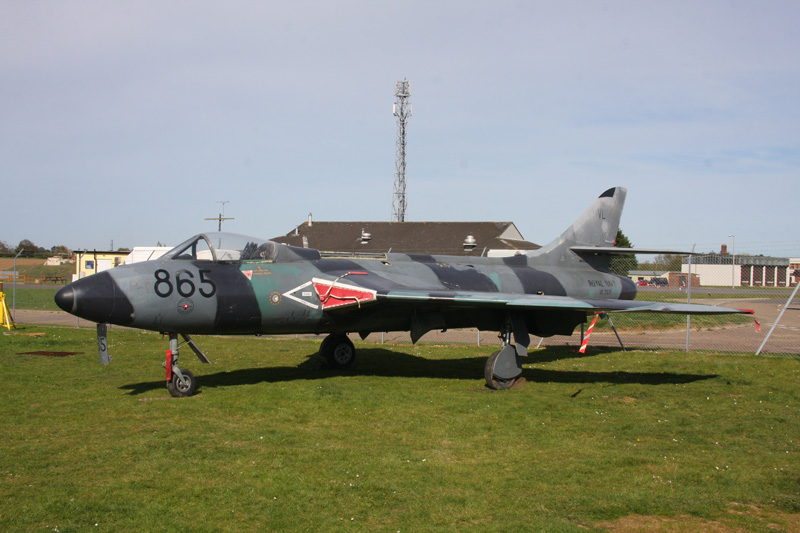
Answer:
(55, 285, 75, 313)
(55, 272, 134, 325)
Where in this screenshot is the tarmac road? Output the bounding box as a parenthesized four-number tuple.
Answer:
(12, 309, 85, 327)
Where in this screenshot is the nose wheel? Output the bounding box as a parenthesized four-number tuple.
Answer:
(167, 368, 196, 397)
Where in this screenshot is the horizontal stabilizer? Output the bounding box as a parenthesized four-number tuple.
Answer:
(571, 246, 696, 256)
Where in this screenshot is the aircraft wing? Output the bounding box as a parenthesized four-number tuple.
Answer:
(377, 290, 752, 315)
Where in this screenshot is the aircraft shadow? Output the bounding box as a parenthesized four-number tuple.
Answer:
(119, 346, 717, 395)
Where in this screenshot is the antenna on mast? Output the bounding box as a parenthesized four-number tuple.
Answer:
(391, 79, 411, 222)
(205, 200, 234, 231)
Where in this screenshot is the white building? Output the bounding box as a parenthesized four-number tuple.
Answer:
(682, 255, 796, 287)
(123, 247, 171, 264)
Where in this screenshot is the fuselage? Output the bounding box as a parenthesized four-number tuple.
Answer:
(55, 232, 636, 339)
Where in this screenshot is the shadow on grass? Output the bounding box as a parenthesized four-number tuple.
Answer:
(120, 346, 717, 395)
(527, 345, 622, 364)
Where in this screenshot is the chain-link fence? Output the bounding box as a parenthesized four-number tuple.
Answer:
(360, 253, 800, 356)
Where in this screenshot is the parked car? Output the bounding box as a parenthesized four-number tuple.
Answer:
(650, 278, 669, 287)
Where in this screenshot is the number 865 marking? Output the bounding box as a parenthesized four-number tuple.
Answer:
(154, 269, 217, 298)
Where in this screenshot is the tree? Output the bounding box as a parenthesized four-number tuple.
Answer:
(609, 229, 638, 276)
(50, 245, 71, 255)
(15, 239, 39, 256)
(614, 228, 633, 248)
(652, 253, 683, 272)
(0, 240, 9, 255)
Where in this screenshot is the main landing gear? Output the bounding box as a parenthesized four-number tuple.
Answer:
(164, 333, 211, 397)
(484, 344, 526, 390)
(316, 328, 530, 390)
(316, 328, 528, 391)
(484, 317, 530, 390)
(319, 333, 356, 368)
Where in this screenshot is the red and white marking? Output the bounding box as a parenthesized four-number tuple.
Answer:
(282, 281, 318, 309)
(578, 314, 600, 354)
(311, 277, 376, 309)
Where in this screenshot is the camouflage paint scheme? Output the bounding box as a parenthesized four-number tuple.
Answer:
(55, 187, 751, 394)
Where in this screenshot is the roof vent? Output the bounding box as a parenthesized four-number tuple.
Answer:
(463, 235, 477, 251)
(360, 229, 372, 245)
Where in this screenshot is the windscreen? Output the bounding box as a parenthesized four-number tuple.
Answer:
(162, 232, 278, 262)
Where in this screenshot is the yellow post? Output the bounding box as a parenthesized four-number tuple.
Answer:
(0, 282, 16, 330)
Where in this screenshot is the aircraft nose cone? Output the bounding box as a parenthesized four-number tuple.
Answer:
(56, 272, 134, 325)
(54, 285, 75, 313)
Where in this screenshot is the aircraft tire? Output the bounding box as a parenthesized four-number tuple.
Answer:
(167, 368, 196, 397)
(321, 334, 356, 369)
(484, 350, 515, 390)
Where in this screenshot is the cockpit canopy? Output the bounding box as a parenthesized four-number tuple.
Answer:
(162, 232, 279, 263)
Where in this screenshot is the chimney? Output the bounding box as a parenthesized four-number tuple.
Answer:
(721, 244, 728, 255)
(463, 235, 477, 251)
(308, 213, 313, 227)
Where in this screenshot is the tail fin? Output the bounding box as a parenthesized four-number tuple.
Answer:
(529, 187, 627, 257)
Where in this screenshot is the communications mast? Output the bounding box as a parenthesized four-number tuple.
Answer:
(205, 200, 233, 231)
(391, 80, 411, 222)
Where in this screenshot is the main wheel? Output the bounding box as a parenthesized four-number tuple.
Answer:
(320, 334, 356, 368)
(484, 350, 515, 390)
(167, 368, 196, 397)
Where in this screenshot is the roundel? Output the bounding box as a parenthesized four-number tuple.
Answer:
(177, 298, 194, 315)
(269, 292, 282, 305)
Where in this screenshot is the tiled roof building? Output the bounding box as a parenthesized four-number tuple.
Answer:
(272, 217, 539, 257)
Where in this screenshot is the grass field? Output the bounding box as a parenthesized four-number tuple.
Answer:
(1, 326, 798, 531)
(591, 311, 751, 333)
(3, 287, 60, 310)
(2, 262, 74, 280)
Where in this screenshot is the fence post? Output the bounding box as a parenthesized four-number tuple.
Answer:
(756, 281, 800, 355)
(685, 246, 695, 353)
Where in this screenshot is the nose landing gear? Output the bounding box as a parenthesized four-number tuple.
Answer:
(167, 367, 196, 397)
(164, 333, 211, 397)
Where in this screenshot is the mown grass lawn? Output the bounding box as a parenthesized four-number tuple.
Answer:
(1, 326, 798, 531)
(3, 287, 60, 311)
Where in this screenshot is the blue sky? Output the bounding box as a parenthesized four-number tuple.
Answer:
(2, 1, 799, 257)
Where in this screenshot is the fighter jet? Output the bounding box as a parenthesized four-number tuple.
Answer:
(55, 187, 751, 396)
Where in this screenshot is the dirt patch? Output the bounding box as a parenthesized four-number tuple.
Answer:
(17, 351, 82, 357)
(597, 505, 800, 532)
(597, 514, 734, 532)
